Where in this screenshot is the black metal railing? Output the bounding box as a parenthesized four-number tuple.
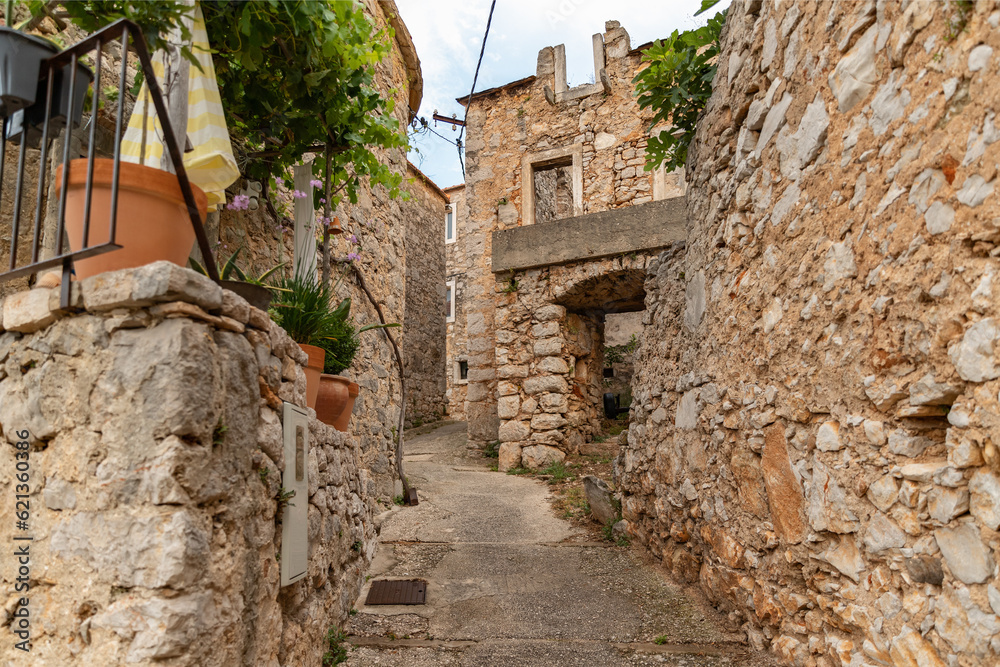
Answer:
(0, 18, 218, 309)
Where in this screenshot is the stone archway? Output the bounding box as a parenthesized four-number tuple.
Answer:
(493, 257, 651, 470)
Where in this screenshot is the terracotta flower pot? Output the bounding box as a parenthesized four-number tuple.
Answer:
(299, 343, 325, 409)
(316, 374, 351, 427)
(55, 159, 208, 279)
(333, 380, 359, 432)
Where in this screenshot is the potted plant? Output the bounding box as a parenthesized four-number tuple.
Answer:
(268, 273, 343, 410)
(314, 296, 398, 431)
(190, 247, 284, 311)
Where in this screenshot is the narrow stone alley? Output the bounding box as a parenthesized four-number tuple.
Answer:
(344, 423, 773, 666)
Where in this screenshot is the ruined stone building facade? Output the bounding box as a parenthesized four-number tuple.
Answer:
(455, 21, 687, 460)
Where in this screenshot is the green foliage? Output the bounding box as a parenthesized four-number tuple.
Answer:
(654, 634, 669, 646)
(633, 0, 727, 172)
(32, 1, 409, 213)
(322, 628, 349, 666)
(483, 441, 500, 459)
(604, 333, 639, 366)
(26, 1, 194, 58)
(190, 248, 285, 287)
(502, 275, 520, 294)
(212, 421, 228, 446)
(201, 0, 408, 209)
(539, 461, 573, 483)
(505, 467, 532, 476)
(277, 487, 296, 511)
(268, 273, 345, 347)
(392, 495, 405, 506)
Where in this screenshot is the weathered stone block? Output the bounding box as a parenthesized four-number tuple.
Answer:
(131, 261, 224, 311)
(3, 288, 56, 333)
(584, 475, 616, 525)
(523, 375, 568, 395)
(498, 420, 530, 442)
(51, 509, 210, 589)
(498, 442, 521, 471)
(521, 444, 565, 469)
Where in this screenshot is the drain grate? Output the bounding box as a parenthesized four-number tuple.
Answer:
(365, 579, 427, 605)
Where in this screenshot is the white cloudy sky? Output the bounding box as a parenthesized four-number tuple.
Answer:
(396, 0, 730, 189)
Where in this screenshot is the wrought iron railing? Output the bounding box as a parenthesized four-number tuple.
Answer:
(0, 18, 218, 310)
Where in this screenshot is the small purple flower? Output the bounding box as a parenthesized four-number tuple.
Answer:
(226, 194, 251, 211)
(310, 179, 323, 189)
(292, 190, 307, 199)
(348, 234, 358, 244)
(346, 252, 360, 262)
(319, 198, 326, 204)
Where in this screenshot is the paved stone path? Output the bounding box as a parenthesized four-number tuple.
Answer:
(345, 422, 772, 666)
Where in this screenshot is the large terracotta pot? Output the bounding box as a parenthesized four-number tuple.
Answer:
(56, 159, 208, 279)
(333, 380, 360, 432)
(299, 344, 325, 409)
(316, 374, 351, 427)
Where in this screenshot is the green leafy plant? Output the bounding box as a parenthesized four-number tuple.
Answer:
(506, 467, 532, 476)
(633, 0, 727, 172)
(483, 441, 500, 459)
(190, 248, 285, 288)
(604, 333, 639, 366)
(539, 461, 573, 483)
(268, 274, 345, 347)
(502, 275, 520, 294)
(322, 628, 349, 666)
(276, 487, 296, 511)
(654, 635, 669, 646)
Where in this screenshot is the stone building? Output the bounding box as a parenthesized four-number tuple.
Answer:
(403, 163, 448, 427)
(618, 1, 1000, 666)
(211, 0, 444, 499)
(444, 183, 471, 420)
(457, 21, 687, 465)
(0, 1, 448, 664)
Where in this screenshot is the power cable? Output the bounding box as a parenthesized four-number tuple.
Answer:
(456, 0, 497, 180)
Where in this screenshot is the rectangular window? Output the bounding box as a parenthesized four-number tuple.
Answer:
(445, 279, 456, 322)
(458, 360, 469, 381)
(445, 206, 456, 244)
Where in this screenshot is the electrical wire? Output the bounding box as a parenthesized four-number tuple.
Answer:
(456, 0, 497, 180)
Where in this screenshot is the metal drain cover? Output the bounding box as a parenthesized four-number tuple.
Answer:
(365, 579, 427, 605)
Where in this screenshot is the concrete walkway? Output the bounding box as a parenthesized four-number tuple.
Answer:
(345, 422, 771, 666)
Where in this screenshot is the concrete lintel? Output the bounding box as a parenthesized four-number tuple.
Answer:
(592, 33, 605, 80)
(554, 44, 568, 94)
(555, 83, 604, 103)
(492, 197, 687, 273)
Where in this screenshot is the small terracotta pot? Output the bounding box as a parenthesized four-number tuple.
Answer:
(299, 343, 325, 409)
(56, 159, 208, 279)
(332, 380, 360, 432)
(316, 374, 351, 426)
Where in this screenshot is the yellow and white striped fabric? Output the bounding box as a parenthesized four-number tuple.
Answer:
(120, 2, 238, 210)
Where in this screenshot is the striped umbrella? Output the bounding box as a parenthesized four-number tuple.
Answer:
(119, 2, 238, 210)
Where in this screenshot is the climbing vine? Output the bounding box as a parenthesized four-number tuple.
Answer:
(633, 0, 727, 172)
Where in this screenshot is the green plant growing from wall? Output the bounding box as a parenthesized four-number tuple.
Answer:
(502, 274, 520, 293)
(633, 0, 727, 172)
(604, 333, 639, 367)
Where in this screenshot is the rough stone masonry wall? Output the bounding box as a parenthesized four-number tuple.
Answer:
(462, 21, 683, 445)
(0, 263, 377, 666)
(403, 166, 447, 427)
(494, 257, 649, 471)
(214, 0, 416, 501)
(620, 1, 1000, 666)
(444, 185, 470, 420)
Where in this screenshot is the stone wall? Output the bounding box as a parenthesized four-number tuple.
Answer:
(0, 262, 377, 665)
(444, 185, 470, 420)
(403, 164, 448, 427)
(461, 21, 685, 445)
(494, 256, 650, 471)
(620, 1, 1000, 665)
